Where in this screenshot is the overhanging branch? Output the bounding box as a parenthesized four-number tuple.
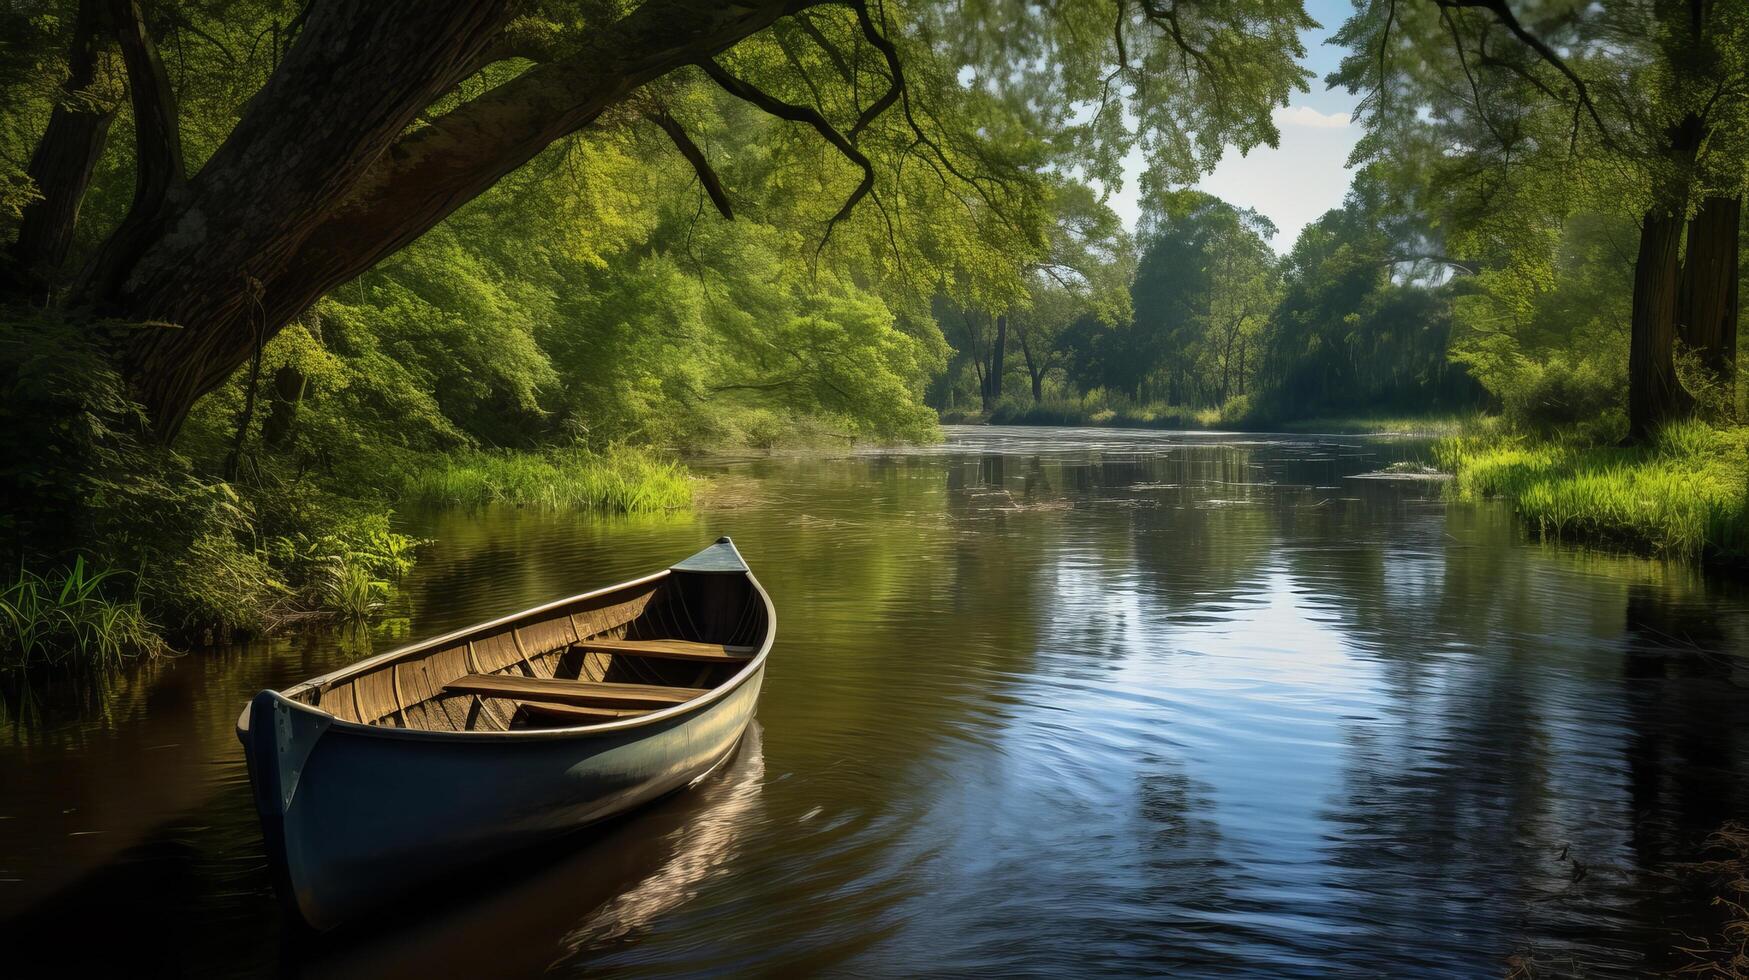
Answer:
(644, 108, 734, 219)
(847, 0, 901, 140)
(700, 57, 872, 242)
(1432, 0, 1614, 149)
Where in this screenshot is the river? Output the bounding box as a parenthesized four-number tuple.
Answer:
(4, 425, 1748, 976)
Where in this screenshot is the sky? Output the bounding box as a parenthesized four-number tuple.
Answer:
(1103, 0, 1363, 252)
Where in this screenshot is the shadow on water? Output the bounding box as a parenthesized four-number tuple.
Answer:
(3, 426, 1749, 976)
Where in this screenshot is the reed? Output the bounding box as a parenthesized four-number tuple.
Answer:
(1440, 420, 1749, 562)
(320, 560, 388, 622)
(0, 557, 163, 670)
(402, 447, 693, 512)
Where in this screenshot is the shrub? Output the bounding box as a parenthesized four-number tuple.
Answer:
(1495, 357, 1625, 439)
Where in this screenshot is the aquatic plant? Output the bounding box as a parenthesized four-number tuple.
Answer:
(320, 559, 389, 622)
(0, 558, 163, 670)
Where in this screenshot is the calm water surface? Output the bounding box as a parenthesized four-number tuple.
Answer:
(4, 425, 1749, 977)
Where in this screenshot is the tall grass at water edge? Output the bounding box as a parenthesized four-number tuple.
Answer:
(1438, 420, 1749, 562)
(401, 447, 693, 512)
(1, 557, 163, 670)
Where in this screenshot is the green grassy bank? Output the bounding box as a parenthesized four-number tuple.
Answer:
(1438, 421, 1749, 563)
(401, 447, 693, 511)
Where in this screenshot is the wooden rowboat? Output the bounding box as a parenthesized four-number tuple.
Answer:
(236, 536, 773, 930)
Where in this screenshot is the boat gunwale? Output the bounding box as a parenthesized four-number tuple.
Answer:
(244, 564, 775, 743)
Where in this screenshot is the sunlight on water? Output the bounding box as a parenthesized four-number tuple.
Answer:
(2, 426, 1747, 976)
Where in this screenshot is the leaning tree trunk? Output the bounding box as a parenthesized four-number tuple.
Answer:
(1627, 206, 1694, 441)
(5, 0, 115, 299)
(44, 0, 800, 439)
(1678, 193, 1741, 386)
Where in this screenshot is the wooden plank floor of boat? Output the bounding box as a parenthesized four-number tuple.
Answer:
(573, 638, 756, 662)
(443, 674, 703, 710)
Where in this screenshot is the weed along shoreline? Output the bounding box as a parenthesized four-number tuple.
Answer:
(1437, 421, 1749, 567)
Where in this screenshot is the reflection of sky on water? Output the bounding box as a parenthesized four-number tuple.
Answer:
(3, 426, 1747, 976)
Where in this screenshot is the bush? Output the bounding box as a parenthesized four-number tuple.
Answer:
(1495, 357, 1625, 439)
(0, 315, 426, 661)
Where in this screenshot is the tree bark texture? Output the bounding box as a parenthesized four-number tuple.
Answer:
(1678, 193, 1741, 383)
(1628, 206, 1693, 440)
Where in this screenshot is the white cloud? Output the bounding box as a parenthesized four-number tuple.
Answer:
(1102, 97, 1363, 253)
(1274, 105, 1351, 129)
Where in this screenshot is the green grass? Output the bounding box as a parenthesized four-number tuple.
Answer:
(1439, 420, 1749, 562)
(1, 557, 164, 670)
(402, 447, 693, 512)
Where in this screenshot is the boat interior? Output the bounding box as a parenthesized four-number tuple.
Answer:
(286, 570, 767, 732)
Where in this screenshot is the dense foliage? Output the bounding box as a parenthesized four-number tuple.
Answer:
(0, 0, 1323, 664)
(1, 0, 1745, 665)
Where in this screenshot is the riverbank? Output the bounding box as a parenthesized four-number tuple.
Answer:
(945, 400, 1470, 436)
(1439, 421, 1749, 564)
(401, 447, 693, 511)
(2, 443, 694, 671)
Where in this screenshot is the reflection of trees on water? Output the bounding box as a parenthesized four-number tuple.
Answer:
(8, 434, 1749, 974)
(1277, 515, 1749, 969)
(939, 436, 1749, 971)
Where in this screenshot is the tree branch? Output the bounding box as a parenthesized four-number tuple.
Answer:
(643, 108, 734, 219)
(700, 57, 871, 242)
(847, 0, 901, 140)
(794, 11, 855, 83)
(1433, 0, 1613, 148)
(6, 0, 117, 296)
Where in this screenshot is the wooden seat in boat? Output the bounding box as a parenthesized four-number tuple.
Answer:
(511, 701, 650, 725)
(571, 637, 756, 662)
(443, 673, 703, 710)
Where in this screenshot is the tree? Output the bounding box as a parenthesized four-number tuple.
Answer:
(1007, 184, 1134, 402)
(1331, 0, 1749, 440)
(2, 0, 1317, 440)
(1106, 190, 1275, 406)
(1260, 185, 1478, 420)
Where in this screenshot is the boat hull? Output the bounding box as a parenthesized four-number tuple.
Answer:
(241, 662, 765, 931)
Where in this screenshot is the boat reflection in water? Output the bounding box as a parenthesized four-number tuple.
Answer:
(306, 723, 767, 978)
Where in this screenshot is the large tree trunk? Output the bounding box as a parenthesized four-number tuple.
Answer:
(4, 0, 115, 299)
(1627, 206, 1693, 440)
(1678, 193, 1741, 385)
(50, 0, 799, 439)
